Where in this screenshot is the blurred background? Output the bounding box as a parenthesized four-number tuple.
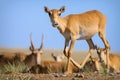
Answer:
(0, 0, 120, 52)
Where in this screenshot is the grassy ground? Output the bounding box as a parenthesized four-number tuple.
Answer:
(0, 48, 120, 80)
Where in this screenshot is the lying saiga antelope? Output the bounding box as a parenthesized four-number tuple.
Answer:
(23, 34, 47, 73)
(51, 53, 65, 62)
(44, 6, 110, 74)
(96, 46, 120, 73)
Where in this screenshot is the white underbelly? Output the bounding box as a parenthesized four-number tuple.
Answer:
(63, 27, 97, 40)
(77, 25, 98, 40)
(63, 32, 95, 40)
(77, 32, 95, 40)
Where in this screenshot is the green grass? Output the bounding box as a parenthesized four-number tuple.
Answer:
(0, 61, 28, 74)
(0, 60, 33, 80)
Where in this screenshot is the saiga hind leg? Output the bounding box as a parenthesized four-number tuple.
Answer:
(98, 31, 110, 72)
(80, 39, 95, 69)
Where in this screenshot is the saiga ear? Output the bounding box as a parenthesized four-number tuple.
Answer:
(95, 45, 100, 52)
(59, 6, 66, 13)
(44, 6, 50, 13)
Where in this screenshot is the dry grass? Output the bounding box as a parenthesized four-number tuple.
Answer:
(0, 48, 97, 74)
(0, 48, 120, 80)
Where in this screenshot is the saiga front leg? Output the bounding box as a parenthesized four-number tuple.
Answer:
(63, 38, 82, 74)
(65, 37, 76, 74)
(63, 39, 72, 74)
(63, 39, 70, 57)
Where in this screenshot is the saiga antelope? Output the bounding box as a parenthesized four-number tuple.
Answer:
(23, 34, 47, 73)
(96, 46, 120, 73)
(51, 53, 65, 62)
(44, 6, 110, 74)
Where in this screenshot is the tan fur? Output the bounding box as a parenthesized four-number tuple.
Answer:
(44, 6, 110, 74)
(30, 61, 78, 74)
(0, 52, 26, 63)
(96, 47, 120, 73)
(109, 54, 120, 73)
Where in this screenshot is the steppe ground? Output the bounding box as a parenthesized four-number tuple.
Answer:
(0, 47, 120, 80)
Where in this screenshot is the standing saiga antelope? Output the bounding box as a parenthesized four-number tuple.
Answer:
(44, 6, 110, 74)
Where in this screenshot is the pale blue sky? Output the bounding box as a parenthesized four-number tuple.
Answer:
(0, 0, 120, 51)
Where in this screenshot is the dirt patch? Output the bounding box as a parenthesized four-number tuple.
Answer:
(0, 73, 120, 80)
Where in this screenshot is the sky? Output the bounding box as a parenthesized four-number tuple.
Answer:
(0, 0, 120, 52)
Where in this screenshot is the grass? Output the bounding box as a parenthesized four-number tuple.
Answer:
(0, 61, 28, 74)
(0, 48, 107, 74)
(0, 48, 120, 80)
(0, 60, 34, 80)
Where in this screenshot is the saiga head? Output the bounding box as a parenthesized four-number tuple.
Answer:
(44, 6, 66, 27)
(95, 46, 107, 63)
